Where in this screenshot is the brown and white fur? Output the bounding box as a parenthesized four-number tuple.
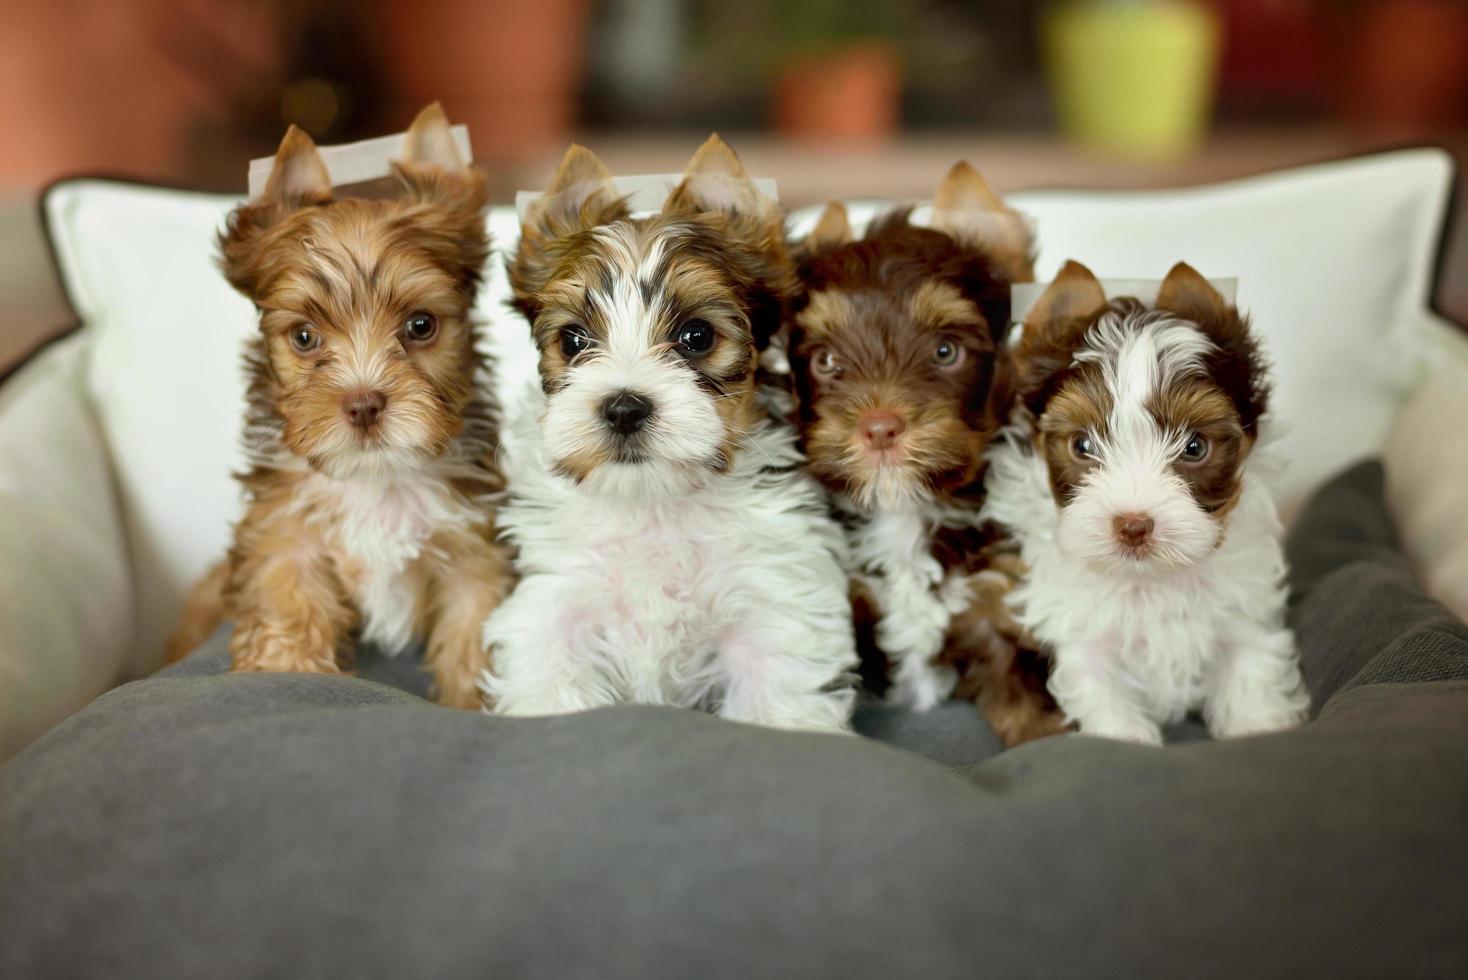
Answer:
(166, 104, 514, 709)
(983, 260, 1309, 744)
(479, 137, 857, 732)
(784, 163, 1066, 746)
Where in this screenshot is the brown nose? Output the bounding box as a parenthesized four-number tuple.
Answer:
(344, 390, 387, 430)
(859, 411, 906, 451)
(1113, 514, 1155, 548)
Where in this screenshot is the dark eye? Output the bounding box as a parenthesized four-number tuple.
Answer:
(1072, 433, 1096, 460)
(811, 346, 842, 381)
(933, 337, 964, 368)
(404, 311, 438, 343)
(560, 324, 592, 359)
(1181, 433, 1210, 463)
(676, 319, 715, 355)
(289, 325, 320, 353)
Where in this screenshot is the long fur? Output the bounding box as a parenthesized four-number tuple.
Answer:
(984, 271, 1309, 744)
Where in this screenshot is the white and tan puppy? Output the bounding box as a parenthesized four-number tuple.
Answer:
(480, 137, 857, 732)
(984, 261, 1309, 744)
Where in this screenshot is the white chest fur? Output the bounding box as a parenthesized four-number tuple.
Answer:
(296, 469, 486, 651)
(847, 506, 974, 709)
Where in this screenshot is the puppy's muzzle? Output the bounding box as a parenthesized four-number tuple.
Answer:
(602, 390, 654, 436)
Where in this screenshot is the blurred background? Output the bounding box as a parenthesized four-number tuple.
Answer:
(4, 0, 1468, 369)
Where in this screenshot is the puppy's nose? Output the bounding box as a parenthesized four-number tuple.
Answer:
(1113, 514, 1155, 548)
(344, 390, 387, 430)
(602, 390, 654, 435)
(859, 411, 905, 451)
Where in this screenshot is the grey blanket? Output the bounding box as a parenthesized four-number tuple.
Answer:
(2, 461, 1466, 978)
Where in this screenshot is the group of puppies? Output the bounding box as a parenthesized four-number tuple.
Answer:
(169, 103, 1310, 747)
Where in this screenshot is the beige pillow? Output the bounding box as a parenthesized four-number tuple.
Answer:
(1384, 323, 1468, 624)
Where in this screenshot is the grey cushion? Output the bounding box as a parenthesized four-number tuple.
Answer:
(2, 461, 1466, 979)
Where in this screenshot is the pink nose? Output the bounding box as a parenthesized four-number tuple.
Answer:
(859, 411, 905, 451)
(344, 390, 387, 430)
(1113, 514, 1154, 548)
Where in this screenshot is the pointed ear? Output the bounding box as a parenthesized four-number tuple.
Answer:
(218, 125, 332, 296)
(931, 161, 1034, 283)
(393, 102, 489, 216)
(1024, 260, 1107, 334)
(260, 125, 332, 208)
(400, 101, 463, 169)
(1009, 260, 1108, 404)
(510, 144, 629, 305)
(664, 134, 781, 231)
(1156, 262, 1270, 435)
(521, 143, 627, 245)
(1155, 262, 1231, 323)
(800, 201, 853, 256)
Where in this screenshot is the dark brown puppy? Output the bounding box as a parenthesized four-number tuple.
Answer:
(786, 163, 1065, 746)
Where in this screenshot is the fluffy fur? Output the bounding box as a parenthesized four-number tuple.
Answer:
(983, 260, 1309, 744)
(783, 163, 1065, 746)
(481, 136, 857, 732)
(166, 104, 514, 709)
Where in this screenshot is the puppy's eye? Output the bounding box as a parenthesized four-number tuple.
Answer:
(675, 319, 716, 356)
(1181, 433, 1210, 463)
(560, 324, 593, 359)
(811, 346, 842, 381)
(289, 325, 320, 353)
(933, 337, 965, 368)
(404, 311, 438, 343)
(1071, 433, 1096, 460)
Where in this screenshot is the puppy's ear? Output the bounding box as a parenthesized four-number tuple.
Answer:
(931, 161, 1034, 284)
(1155, 262, 1229, 323)
(510, 144, 629, 304)
(1156, 261, 1270, 434)
(394, 101, 490, 213)
(384, 103, 492, 300)
(666, 135, 794, 352)
(1009, 260, 1107, 408)
(799, 201, 853, 257)
(219, 125, 332, 296)
(664, 134, 783, 236)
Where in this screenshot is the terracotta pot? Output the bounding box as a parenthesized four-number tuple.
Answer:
(1325, 0, 1468, 137)
(773, 42, 900, 143)
(377, 0, 588, 162)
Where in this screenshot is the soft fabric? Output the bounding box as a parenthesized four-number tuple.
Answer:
(1383, 339, 1468, 625)
(28, 149, 1458, 689)
(0, 335, 132, 760)
(3, 461, 1465, 978)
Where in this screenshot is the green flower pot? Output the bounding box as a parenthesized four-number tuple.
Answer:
(1042, 0, 1223, 158)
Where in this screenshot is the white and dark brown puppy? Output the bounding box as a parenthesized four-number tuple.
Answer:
(983, 260, 1309, 744)
(480, 137, 857, 732)
(784, 164, 1065, 747)
(167, 104, 513, 708)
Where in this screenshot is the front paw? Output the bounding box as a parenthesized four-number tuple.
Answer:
(887, 660, 958, 712)
(230, 633, 340, 675)
(1077, 712, 1164, 746)
(433, 673, 486, 711)
(1209, 686, 1309, 739)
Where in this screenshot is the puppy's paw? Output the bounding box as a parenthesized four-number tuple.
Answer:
(887, 659, 958, 712)
(1078, 713, 1164, 746)
(1209, 686, 1309, 739)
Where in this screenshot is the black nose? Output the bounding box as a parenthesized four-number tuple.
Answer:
(602, 390, 654, 435)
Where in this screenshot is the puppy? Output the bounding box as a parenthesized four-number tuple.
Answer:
(983, 260, 1310, 744)
(167, 104, 514, 709)
(481, 136, 857, 732)
(784, 163, 1064, 745)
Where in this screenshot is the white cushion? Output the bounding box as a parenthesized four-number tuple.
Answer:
(29, 149, 1458, 679)
(0, 335, 131, 759)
